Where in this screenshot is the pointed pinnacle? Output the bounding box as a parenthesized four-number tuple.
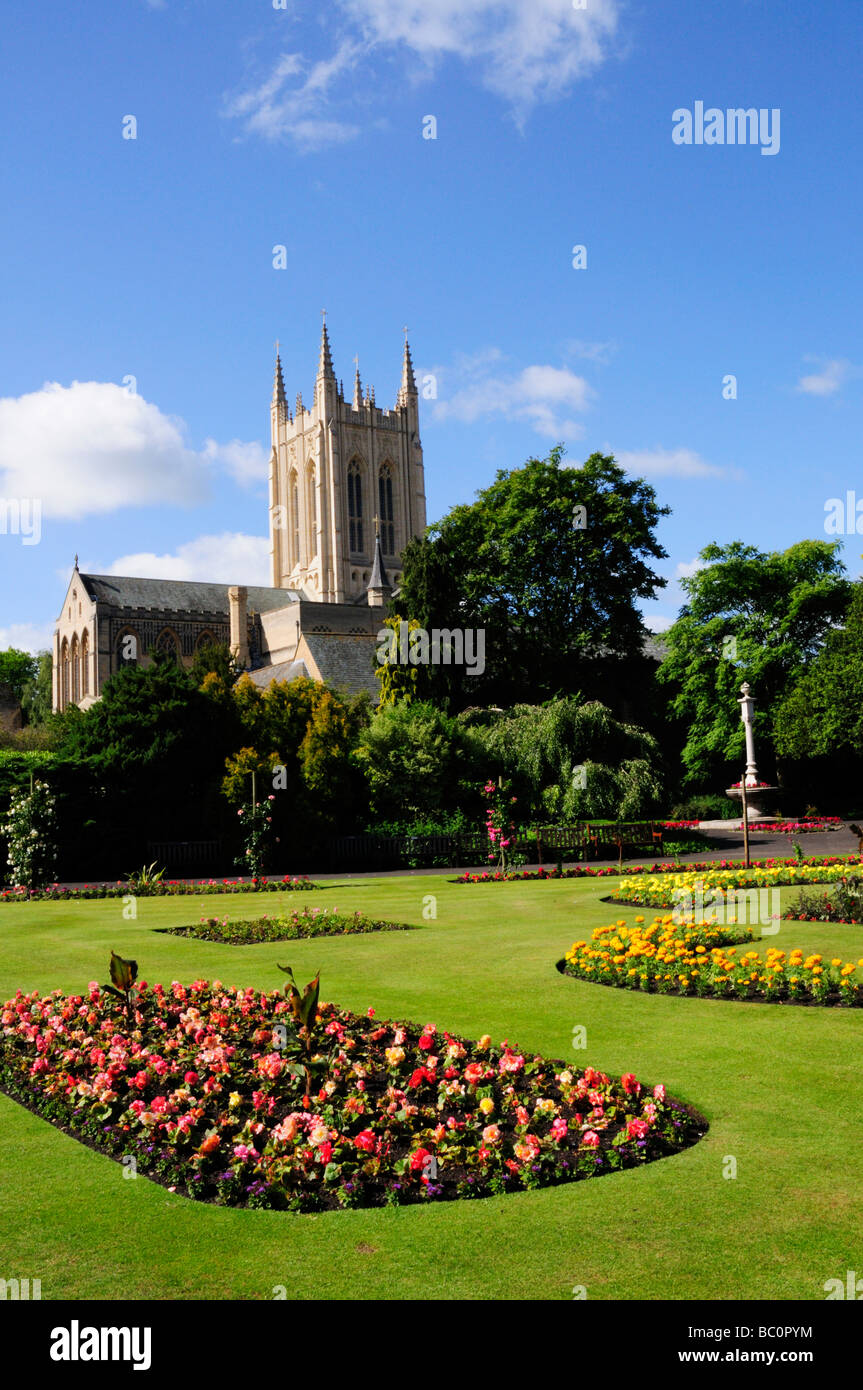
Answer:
(272, 346, 286, 407)
(318, 317, 335, 380)
(399, 334, 417, 404)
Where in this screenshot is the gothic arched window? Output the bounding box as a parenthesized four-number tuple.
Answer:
(378, 463, 395, 554)
(70, 635, 80, 703)
(348, 460, 364, 553)
(307, 467, 317, 556)
(59, 638, 69, 709)
(155, 628, 180, 664)
(81, 630, 90, 697)
(290, 472, 300, 567)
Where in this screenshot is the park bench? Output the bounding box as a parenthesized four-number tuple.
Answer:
(534, 821, 664, 866)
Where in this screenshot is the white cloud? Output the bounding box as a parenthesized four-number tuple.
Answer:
(796, 358, 854, 397)
(0, 381, 266, 521)
(431, 353, 594, 438)
(0, 622, 54, 655)
(225, 45, 363, 150)
(202, 437, 270, 487)
(642, 613, 674, 633)
(564, 339, 618, 365)
(615, 447, 729, 480)
(340, 0, 620, 109)
(226, 0, 620, 149)
(675, 556, 704, 580)
(105, 533, 272, 586)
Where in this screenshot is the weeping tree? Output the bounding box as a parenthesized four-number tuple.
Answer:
(459, 697, 664, 822)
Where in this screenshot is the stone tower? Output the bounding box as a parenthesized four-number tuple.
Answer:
(269, 321, 427, 603)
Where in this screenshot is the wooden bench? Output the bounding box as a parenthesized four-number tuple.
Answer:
(534, 822, 664, 866)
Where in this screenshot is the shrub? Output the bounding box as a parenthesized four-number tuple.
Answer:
(2, 779, 58, 888)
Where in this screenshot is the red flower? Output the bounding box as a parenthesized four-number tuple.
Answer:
(418, 1034, 434, 1052)
(354, 1129, 376, 1152)
(409, 1147, 432, 1172)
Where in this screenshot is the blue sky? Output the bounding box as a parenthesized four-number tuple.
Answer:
(1, 0, 861, 651)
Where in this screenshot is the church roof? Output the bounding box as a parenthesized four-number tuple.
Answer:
(244, 659, 312, 688)
(301, 633, 380, 699)
(78, 574, 300, 615)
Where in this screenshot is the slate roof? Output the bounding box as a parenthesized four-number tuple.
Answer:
(79, 574, 300, 615)
(302, 633, 380, 699)
(245, 636, 380, 701)
(245, 659, 311, 688)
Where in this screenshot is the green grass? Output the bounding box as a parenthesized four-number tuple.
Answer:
(1, 875, 861, 1301)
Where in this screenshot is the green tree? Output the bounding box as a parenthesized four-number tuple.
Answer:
(56, 656, 243, 871)
(189, 639, 241, 689)
(355, 701, 481, 822)
(373, 615, 422, 705)
(461, 697, 664, 822)
(657, 540, 850, 785)
(21, 651, 53, 725)
(391, 447, 669, 708)
(775, 582, 863, 759)
(223, 677, 369, 842)
(0, 649, 37, 703)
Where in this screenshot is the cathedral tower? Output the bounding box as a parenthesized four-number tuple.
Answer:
(269, 321, 427, 603)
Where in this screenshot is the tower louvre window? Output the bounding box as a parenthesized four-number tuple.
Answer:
(348, 461, 364, 553)
(378, 464, 395, 554)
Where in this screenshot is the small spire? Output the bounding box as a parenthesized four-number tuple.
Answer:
(272, 340, 286, 410)
(318, 312, 335, 380)
(367, 529, 391, 604)
(353, 358, 363, 410)
(369, 383, 375, 406)
(398, 331, 417, 404)
(74, 553, 79, 570)
(296, 390, 304, 416)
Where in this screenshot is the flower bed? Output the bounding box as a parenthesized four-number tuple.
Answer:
(757, 819, 842, 834)
(0, 876, 318, 904)
(164, 909, 413, 945)
(561, 916, 863, 1006)
(784, 877, 863, 926)
(455, 853, 862, 886)
(609, 862, 863, 910)
(0, 976, 705, 1212)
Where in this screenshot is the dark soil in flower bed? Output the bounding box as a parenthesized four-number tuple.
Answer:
(0, 979, 706, 1212)
(161, 909, 415, 944)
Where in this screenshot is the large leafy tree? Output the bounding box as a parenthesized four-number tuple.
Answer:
(21, 652, 54, 726)
(0, 649, 37, 703)
(775, 582, 863, 760)
(658, 540, 850, 786)
(221, 676, 369, 839)
(391, 447, 669, 708)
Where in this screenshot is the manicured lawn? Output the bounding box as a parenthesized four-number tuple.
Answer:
(1, 875, 861, 1301)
